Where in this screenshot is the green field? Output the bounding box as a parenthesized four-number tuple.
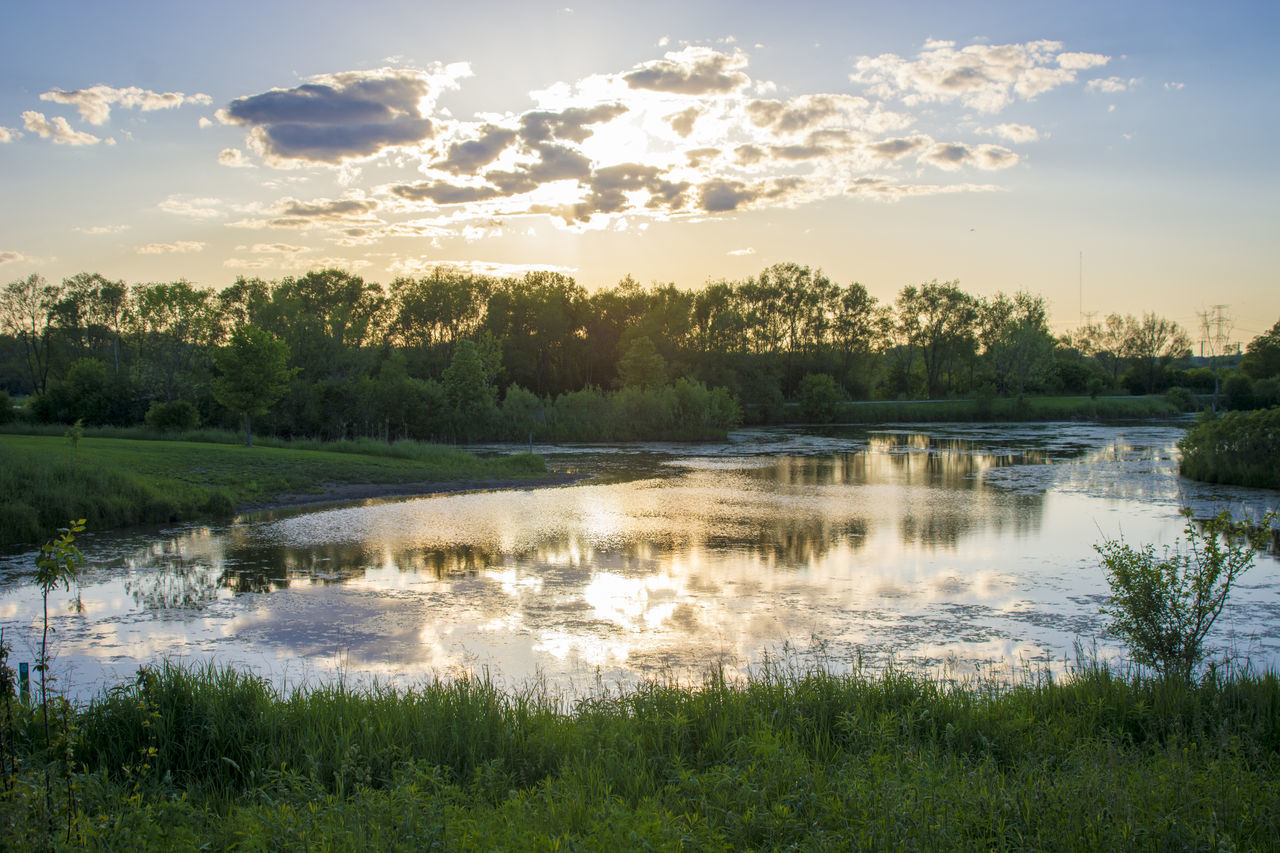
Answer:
(0, 432, 546, 550)
(1, 661, 1276, 850)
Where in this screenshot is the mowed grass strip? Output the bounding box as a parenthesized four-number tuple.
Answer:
(0, 433, 546, 550)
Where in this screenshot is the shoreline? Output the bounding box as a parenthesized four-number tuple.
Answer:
(238, 472, 590, 513)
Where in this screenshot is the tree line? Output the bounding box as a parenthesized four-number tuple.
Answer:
(2, 264, 1276, 441)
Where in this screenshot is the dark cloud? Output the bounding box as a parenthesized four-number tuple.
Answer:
(391, 181, 502, 204)
(699, 179, 757, 212)
(486, 170, 541, 196)
(769, 144, 829, 161)
(867, 136, 929, 160)
(519, 104, 627, 144)
(734, 144, 767, 166)
(279, 198, 379, 218)
(437, 126, 517, 174)
(573, 163, 690, 220)
(685, 147, 719, 165)
(668, 106, 701, 137)
(224, 70, 441, 163)
(624, 48, 749, 95)
(526, 144, 593, 182)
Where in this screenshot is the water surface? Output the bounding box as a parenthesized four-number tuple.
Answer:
(2, 422, 1277, 701)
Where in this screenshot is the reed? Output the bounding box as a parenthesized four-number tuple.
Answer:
(2, 659, 1272, 849)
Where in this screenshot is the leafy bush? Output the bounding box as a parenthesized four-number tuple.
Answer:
(145, 400, 201, 432)
(796, 373, 843, 423)
(1096, 510, 1276, 682)
(1162, 386, 1196, 412)
(1179, 407, 1280, 488)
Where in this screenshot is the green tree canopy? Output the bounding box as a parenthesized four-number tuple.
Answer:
(211, 324, 295, 446)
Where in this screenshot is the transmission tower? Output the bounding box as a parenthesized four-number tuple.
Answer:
(1197, 305, 1233, 410)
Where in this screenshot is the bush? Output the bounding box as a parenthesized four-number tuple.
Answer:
(145, 400, 202, 432)
(1096, 510, 1276, 682)
(0, 389, 13, 425)
(1163, 386, 1196, 413)
(796, 373, 843, 423)
(1179, 407, 1280, 488)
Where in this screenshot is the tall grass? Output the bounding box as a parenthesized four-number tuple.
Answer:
(2, 660, 1271, 849)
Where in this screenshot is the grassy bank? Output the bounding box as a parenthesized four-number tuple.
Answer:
(0, 433, 546, 550)
(1, 662, 1276, 849)
(829, 394, 1179, 424)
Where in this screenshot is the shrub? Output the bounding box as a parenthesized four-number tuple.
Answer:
(1163, 386, 1196, 413)
(1096, 510, 1276, 682)
(145, 400, 201, 432)
(796, 373, 843, 423)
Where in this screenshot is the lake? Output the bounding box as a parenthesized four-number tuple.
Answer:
(2, 422, 1278, 702)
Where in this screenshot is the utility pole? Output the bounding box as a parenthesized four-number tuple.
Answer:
(1197, 305, 1232, 411)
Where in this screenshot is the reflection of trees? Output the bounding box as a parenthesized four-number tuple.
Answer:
(739, 518, 868, 567)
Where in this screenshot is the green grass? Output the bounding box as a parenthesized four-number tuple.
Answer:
(1, 661, 1277, 850)
(0, 433, 547, 550)
(831, 394, 1180, 424)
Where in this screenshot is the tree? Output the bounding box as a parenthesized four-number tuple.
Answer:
(617, 335, 668, 389)
(1096, 510, 1276, 682)
(895, 281, 979, 398)
(0, 273, 61, 393)
(211, 324, 295, 446)
(1241, 318, 1280, 381)
(979, 291, 1056, 396)
(1125, 313, 1192, 394)
(443, 339, 498, 441)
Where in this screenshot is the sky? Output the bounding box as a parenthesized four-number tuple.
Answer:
(2, 0, 1277, 339)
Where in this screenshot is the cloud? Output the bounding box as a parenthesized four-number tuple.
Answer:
(278, 196, 379, 218)
(519, 104, 627, 145)
(229, 194, 382, 229)
(0, 251, 27, 264)
(137, 241, 205, 254)
(698, 177, 802, 213)
(727, 247, 755, 256)
(572, 163, 691, 220)
(0, 127, 16, 143)
(866, 136, 930, 161)
(250, 243, 308, 254)
(1087, 76, 1139, 94)
(919, 142, 1018, 171)
(199, 117, 214, 129)
(746, 94, 875, 134)
(436, 125, 518, 174)
(158, 196, 224, 218)
(1164, 81, 1185, 91)
(391, 181, 502, 204)
(223, 65, 469, 164)
(218, 147, 255, 168)
(74, 224, 130, 234)
(667, 106, 702, 137)
(982, 123, 1041, 143)
(39, 85, 212, 125)
(21, 111, 101, 145)
(851, 39, 1109, 112)
(623, 46, 750, 95)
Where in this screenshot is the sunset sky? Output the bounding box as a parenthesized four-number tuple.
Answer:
(2, 0, 1276, 338)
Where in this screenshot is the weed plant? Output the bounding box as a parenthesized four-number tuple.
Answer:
(2, 658, 1277, 849)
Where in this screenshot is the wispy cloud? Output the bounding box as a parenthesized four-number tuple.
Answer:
(158, 196, 225, 219)
(851, 39, 1109, 112)
(74, 224, 130, 234)
(137, 241, 206, 254)
(727, 247, 755, 256)
(39, 85, 212, 125)
(1087, 76, 1140, 94)
(218, 148, 255, 168)
(0, 251, 28, 265)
